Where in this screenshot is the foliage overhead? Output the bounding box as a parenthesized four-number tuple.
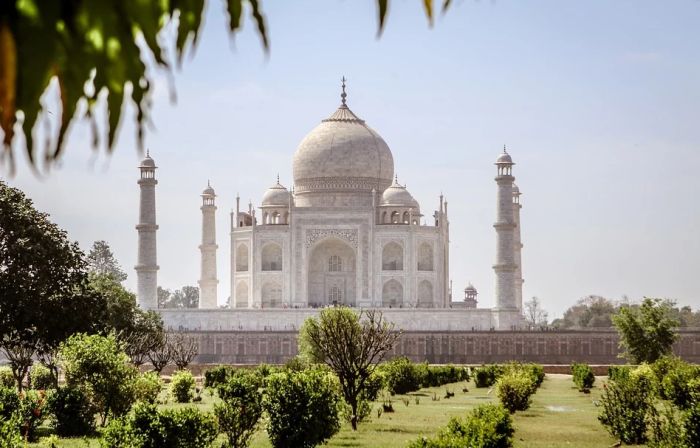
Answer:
(0, 0, 448, 173)
(299, 307, 401, 430)
(613, 297, 679, 364)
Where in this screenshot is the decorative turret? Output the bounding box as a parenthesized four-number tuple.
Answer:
(493, 146, 518, 309)
(260, 175, 290, 224)
(378, 175, 421, 224)
(513, 184, 524, 311)
(464, 284, 478, 308)
(135, 151, 159, 309)
(199, 181, 218, 308)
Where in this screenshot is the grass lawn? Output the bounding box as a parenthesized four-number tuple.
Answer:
(29, 374, 623, 447)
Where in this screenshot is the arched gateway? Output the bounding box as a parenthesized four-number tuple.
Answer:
(307, 237, 357, 307)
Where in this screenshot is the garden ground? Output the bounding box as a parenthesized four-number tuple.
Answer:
(30, 374, 627, 448)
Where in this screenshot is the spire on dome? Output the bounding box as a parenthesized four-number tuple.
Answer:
(341, 76, 347, 106)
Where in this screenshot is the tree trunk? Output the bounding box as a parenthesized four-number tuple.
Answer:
(350, 398, 358, 430)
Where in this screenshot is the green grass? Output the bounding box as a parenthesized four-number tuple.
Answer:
(28, 375, 621, 447)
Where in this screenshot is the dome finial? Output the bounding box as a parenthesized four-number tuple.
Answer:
(341, 76, 347, 106)
(277, 173, 280, 183)
(503, 144, 507, 154)
(146, 149, 150, 157)
(394, 174, 398, 183)
(207, 179, 210, 187)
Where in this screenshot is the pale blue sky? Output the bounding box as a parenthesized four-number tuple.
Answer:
(6, 0, 700, 318)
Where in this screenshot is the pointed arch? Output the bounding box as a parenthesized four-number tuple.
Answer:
(236, 244, 249, 272)
(382, 279, 403, 307)
(261, 243, 283, 271)
(417, 280, 433, 307)
(382, 242, 404, 271)
(417, 242, 434, 271)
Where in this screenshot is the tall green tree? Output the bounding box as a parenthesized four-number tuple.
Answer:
(299, 307, 401, 430)
(87, 240, 127, 282)
(0, 180, 98, 390)
(613, 297, 679, 364)
(0, 1, 445, 172)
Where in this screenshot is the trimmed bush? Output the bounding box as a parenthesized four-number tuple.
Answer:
(408, 403, 514, 448)
(571, 363, 595, 392)
(263, 368, 342, 448)
(28, 364, 54, 390)
(474, 365, 505, 388)
(170, 370, 195, 403)
(421, 364, 470, 388)
(215, 370, 263, 448)
(496, 371, 535, 413)
(598, 370, 655, 444)
(59, 333, 137, 425)
(382, 357, 423, 395)
(0, 367, 15, 389)
(0, 414, 22, 448)
(47, 386, 97, 437)
(608, 365, 632, 382)
(662, 363, 700, 409)
(204, 365, 236, 389)
(0, 387, 20, 420)
(685, 401, 700, 448)
(101, 402, 218, 448)
(133, 372, 163, 404)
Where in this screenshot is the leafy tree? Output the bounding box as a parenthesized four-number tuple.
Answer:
(613, 298, 679, 364)
(170, 286, 200, 309)
(0, 180, 99, 390)
(87, 241, 127, 282)
(0, 1, 445, 172)
(264, 368, 342, 448)
(553, 295, 617, 329)
(524, 296, 548, 328)
(299, 307, 400, 430)
(215, 370, 264, 448)
(157, 286, 172, 309)
(58, 333, 137, 426)
(147, 333, 173, 374)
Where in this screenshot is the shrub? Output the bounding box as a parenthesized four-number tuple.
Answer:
(101, 402, 218, 448)
(421, 364, 470, 388)
(0, 387, 20, 420)
(203, 365, 236, 389)
(0, 367, 15, 389)
(59, 333, 137, 425)
(473, 365, 504, 388)
(15, 389, 48, 441)
(408, 403, 514, 448)
(264, 369, 342, 448)
(381, 357, 423, 395)
(133, 372, 163, 404)
(496, 371, 534, 413)
(46, 386, 97, 437)
(685, 401, 700, 448)
(215, 371, 263, 448)
(571, 363, 595, 392)
(598, 372, 655, 444)
(29, 364, 54, 390)
(170, 370, 195, 403)
(662, 363, 700, 409)
(0, 414, 21, 448)
(608, 365, 632, 382)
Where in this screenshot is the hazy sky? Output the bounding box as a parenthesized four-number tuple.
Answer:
(5, 0, 700, 318)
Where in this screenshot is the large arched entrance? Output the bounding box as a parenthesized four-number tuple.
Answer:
(307, 238, 357, 307)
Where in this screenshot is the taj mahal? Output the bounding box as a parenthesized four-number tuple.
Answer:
(135, 80, 528, 332)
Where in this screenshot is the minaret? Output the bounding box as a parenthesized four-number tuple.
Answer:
(493, 146, 518, 309)
(513, 184, 524, 311)
(199, 182, 218, 308)
(135, 151, 159, 309)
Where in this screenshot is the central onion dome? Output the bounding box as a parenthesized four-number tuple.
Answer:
(292, 79, 394, 207)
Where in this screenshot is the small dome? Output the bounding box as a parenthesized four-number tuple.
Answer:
(139, 152, 156, 168)
(202, 183, 215, 196)
(381, 177, 419, 208)
(262, 179, 290, 207)
(512, 184, 520, 195)
(495, 146, 514, 165)
(465, 283, 477, 293)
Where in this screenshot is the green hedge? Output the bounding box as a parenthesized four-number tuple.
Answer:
(571, 363, 595, 392)
(409, 403, 514, 448)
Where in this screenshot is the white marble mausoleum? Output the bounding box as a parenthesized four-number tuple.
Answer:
(135, 80, 527, 331)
